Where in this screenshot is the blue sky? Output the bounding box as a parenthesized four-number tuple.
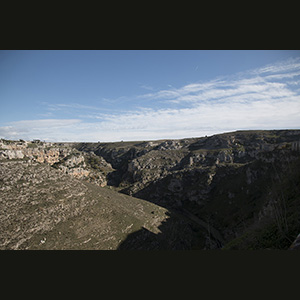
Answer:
(1, 50, 300, 142)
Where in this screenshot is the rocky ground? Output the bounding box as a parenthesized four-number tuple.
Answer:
(0, 159, 200, 249)
(76, 130, 300, 249)
(1, 130, 300, 250)
(0, 139, 113, 187)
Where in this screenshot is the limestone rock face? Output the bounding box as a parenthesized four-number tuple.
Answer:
(217, 150, 233, 163)
(77, 130, 300, 249)
(127, 159, 141, 173)
(0, 150, 25, 159)
(157, 140, 182, 150)
(1, 130, 300, 249)
(27, 148, 62, 164)
(0, 144, 69, 165)
(0, 140, 111, 187)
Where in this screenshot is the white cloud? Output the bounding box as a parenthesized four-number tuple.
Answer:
(139, 84, 154, 91)
(1, 58, 300, 142)
(0, 119, 81, 141)
(137, 61, 300, 110)
(10, 119, 81, 127)
(253, 57, 300, 75)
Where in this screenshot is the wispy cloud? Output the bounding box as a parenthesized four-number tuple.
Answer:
(0, 119, 81, 141)
(45, 102, 104, 111)
(253, 57, 300, 75)
(139, 84, 154, 91)
(1, 58, 300, 142)
(139, 58, 300, 107)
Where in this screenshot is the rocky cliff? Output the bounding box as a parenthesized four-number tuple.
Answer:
(0, 139, 113, 187)
(1, 130, 300, 249)
(76, 130, 300, 249)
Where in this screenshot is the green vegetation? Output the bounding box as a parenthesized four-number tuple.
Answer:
(85, 155, 105, 171)
(27, 143, 38, 148)
(0, 139, 16, 144)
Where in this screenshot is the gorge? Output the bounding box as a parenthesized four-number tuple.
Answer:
(1, 129, 300, 249)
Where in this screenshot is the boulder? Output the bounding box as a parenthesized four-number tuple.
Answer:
(0, 150, 24, 159)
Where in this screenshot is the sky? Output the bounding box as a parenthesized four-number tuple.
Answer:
(0, 50, 300, 142)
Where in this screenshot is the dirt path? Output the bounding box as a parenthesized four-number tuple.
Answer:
(180, 208, 225, 247)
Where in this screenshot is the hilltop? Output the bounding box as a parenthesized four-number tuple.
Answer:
(1, 129, 300, 249)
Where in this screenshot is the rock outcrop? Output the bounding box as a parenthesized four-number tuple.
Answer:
(0, 140, 70, 164)
(76, 130, 300, 249)
(0, 139, 112, 187)
(1, 130, 300, 249)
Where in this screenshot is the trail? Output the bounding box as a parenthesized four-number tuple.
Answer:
(180, 208, 225, 247)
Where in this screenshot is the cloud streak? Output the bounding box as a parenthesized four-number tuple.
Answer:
(1, 58, 300, 142)
(0, 119, 81, 141)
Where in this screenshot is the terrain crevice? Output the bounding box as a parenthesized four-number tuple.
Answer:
(1, 130, 300, 249)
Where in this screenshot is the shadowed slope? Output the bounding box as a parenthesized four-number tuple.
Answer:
(0, 160, 203, 250)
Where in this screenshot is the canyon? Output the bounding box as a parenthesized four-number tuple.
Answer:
(1, 130, 300, 249)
